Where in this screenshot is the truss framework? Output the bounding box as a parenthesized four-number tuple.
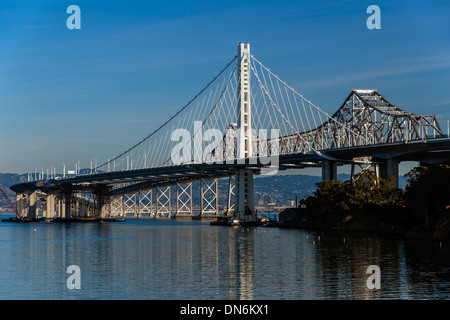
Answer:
(176, 182, 193, 216)
(123, 193, 136, 216)
(110, 196, 123, 217)
(200, 179, 219, 216)
(156, 186, 171, 217)
(138, 190, 153, 217)
(275, 89, 443, 154)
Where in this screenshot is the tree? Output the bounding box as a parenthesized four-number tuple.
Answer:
(404, 162, 450, 226)
(302, 169, 403, 215)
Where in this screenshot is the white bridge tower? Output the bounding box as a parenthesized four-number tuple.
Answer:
(235, 43, 256, 223)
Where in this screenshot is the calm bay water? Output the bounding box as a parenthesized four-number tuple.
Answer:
(0, 213, 449, 300)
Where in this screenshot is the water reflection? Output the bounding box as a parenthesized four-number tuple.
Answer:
(0, 218, 449, 299)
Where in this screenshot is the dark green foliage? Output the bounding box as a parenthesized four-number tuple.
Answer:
(301, 169, 403, 215)
(404, 161, 450, 226)
(297, 163, 450, 237)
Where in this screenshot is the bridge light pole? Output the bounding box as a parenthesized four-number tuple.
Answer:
(235, 43, 256, 223)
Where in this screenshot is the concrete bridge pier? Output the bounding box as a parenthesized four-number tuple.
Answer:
(78, 196, 88, 218)
(94, 185, 110, 219)
(57, 194, 66, 218)
(64, 190, 72, 219)
(235, 169, 256, 222)
(16, 192, 29, 219)
(380, 159, 399, 186)
(28, 191, 37, 219)
(322, 160, 338, 181)
(14, 190, 38, 219)
(45, 191, 57, 219)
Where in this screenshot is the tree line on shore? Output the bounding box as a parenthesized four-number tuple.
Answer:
(295, 161, 450, 238)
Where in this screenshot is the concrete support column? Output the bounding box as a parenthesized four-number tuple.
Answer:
(322, 160, 337, 181)
(380, 159, 399, 187)
(235, 169, 255, 222)
(29, 191, 37, 219)
(95, 185, 109, 219)
(79, 197, 87, 217)
(64, 191, 72, 219)
(16, 192, 28, 219)
(75, 198, 81, 218)
(57, 198, 62, 218)
(59, 196, 66, 218)
(45, 191, 57, 219)
(98, 197, 107, 219)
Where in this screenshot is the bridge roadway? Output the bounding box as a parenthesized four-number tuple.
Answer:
(11, 137, 450, 195)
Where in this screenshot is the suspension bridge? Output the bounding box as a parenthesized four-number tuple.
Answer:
(9, 43, 450, 224)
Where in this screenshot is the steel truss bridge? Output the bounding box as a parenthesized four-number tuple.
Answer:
(10, 43, 450, 223)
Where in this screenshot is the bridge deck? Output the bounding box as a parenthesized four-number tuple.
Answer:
(11, 137, 450, 194)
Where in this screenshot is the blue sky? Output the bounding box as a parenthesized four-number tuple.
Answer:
(0, 0, 449, 174)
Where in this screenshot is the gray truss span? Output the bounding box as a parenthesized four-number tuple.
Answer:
(275, 89, 444, 156)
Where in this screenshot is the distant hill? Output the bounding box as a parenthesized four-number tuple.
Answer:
(253, 173, 406, 206)
(253, 174, 321, 205)
(0, 173, 28, 211)
(0, 173, 28, 187)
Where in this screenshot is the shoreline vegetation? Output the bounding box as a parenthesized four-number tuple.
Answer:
(275, 161, 450, 239)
